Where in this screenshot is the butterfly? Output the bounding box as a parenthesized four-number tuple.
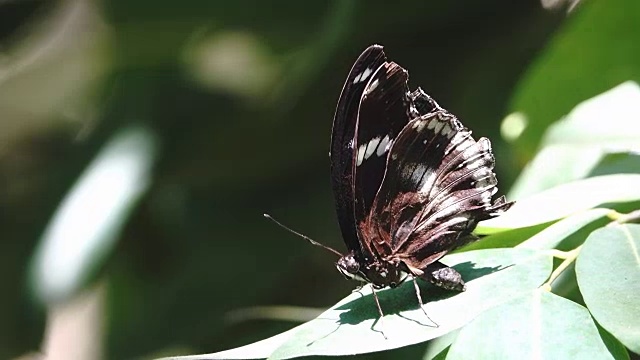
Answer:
(328, 45, 513, 326)
(266, 44, 512, 335)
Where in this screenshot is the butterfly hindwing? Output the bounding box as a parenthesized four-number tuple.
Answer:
(366, 111, 512, 269)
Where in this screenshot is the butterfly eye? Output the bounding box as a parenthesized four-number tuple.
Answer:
(346, 261, 360, 274)
(337, 255, 360, 274)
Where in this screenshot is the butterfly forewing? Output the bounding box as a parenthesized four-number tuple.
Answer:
(330, 45, 386, 258)
(352, 61, 413, 237)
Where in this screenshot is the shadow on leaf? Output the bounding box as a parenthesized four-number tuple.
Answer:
(334, 261, 505, 326)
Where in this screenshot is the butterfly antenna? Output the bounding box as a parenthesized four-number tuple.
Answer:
(263, 214, 344, 258)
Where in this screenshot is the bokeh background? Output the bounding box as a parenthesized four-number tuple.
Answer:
(1, 0, 638, 359)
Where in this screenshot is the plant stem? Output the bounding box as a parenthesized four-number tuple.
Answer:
(540, 246, 582, 292)
(607, 209, 640, 225)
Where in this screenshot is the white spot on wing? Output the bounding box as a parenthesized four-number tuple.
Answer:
(353, 67, 374, 84)
(365, 79, 379, 95)
(474, 175, 493, 189)
(412, 120, 426, 131)
(364, 137, 381, 160)
(419, 171, 437, 193)
(481, 190, 492, 204)
(467, 155, 489, 170)
(356, 144, 367, 166)
(450, 215, 470, 226)
(431, 121, 444, 134)
(376, 135, 391, 157)
(441, 123, 454, 138)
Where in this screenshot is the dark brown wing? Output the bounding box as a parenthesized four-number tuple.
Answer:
(364, 110, 512, 269)
(352, 61, 413, 257)
(330, 45, 386, 259)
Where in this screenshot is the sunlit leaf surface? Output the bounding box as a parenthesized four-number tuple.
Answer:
(478, 174, 640, 232)
(577, 224, 640, 354)
(164, 248, 552, 359)
(447, 291, 624, 359)
(509, 82, 640, 199)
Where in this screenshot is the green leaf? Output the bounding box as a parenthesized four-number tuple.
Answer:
(269, 249, 551, 359)
(446, 291, 624, 360)
(516, 208, 611, 250)
(478, 174, 640, 231)
(464, 224, 547, 251)
(423, 331, 457, 360)
(576, 224, 640, 354)
(469, 208, 610, 253)
(429, 345, 450, 360)
(509, 82, 640, 199)
(590, 152, 640, 178)
(163, 249, 551, 359)
(597, 323, 632, 360)
(509, 0, 640, 157)
(161, 326, 303, 360)
(29, 126, 157, 304)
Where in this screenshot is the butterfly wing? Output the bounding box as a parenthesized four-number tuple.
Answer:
(352, 61, 414, 255)
(363, 110, 513, 269)
(330, 45, 386, 257)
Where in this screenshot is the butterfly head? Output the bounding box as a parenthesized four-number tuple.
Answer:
(336, 252, 368, 282)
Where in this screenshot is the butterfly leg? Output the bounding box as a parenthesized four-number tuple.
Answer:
(370, 284, 388, 339)
(422, 261, 466, 291)
(352, 282, 366, 293)
(410, 275, 438, 327)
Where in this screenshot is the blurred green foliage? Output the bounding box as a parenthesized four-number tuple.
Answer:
(1, 0, 639, 359)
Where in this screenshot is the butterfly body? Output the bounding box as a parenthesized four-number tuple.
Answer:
(336, 250, 406, 289)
